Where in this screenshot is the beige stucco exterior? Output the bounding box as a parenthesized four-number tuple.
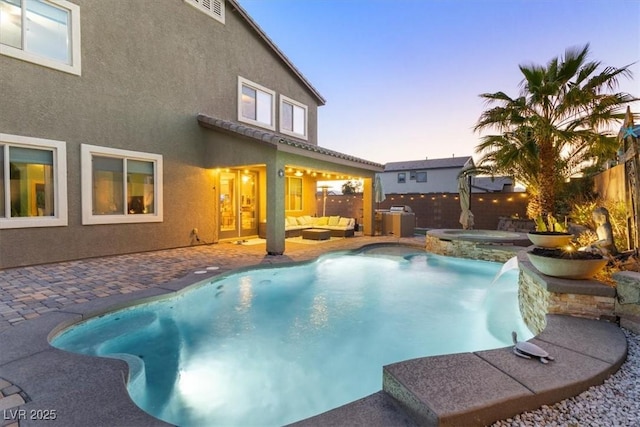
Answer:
(0, 0, 381, 268)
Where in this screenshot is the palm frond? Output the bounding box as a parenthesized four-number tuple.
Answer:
(473, 44, 636, 214)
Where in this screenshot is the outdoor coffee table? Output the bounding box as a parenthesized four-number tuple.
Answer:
(301, 228, 331, 240)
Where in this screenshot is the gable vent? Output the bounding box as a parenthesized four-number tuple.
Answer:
(185, 0, 225, 24)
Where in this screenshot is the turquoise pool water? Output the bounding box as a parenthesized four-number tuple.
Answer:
(52, 248, 532, 426)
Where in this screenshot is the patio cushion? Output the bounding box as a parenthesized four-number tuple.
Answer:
(338, 217, 350, 227)
(316, 216, 329, 226)
(328, 216, 340, 226)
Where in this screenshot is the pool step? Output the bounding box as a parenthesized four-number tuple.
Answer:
(383, 352, 534, 426)
(382, 315, 626, 426)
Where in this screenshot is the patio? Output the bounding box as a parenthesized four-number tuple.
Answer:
(0, 236, 635, 426)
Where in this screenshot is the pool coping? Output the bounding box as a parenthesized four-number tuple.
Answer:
(0, 243, 628, 426)
(426, 229, 532, 246)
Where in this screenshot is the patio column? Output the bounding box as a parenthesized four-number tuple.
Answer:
(362, 177, 374, 236)
(266, 158, 286, 255)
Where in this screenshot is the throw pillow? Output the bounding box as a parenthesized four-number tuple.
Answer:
(338, 217, 350, 227)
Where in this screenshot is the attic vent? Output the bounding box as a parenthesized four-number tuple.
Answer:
(185, 0, 225, 24)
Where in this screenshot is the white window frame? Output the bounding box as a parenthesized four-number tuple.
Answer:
(238, 76, 276, 131)
(0, 0, 82, 75)
(0, 133, 68, 229)
(184, 0, 225, 24)
(279, 95, 308, 140)
(81, 144, 163, 225)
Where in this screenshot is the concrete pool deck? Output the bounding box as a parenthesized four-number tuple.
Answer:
(0, 235, 629, 426)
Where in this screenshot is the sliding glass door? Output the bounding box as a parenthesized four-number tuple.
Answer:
(219, 170, 258, 240)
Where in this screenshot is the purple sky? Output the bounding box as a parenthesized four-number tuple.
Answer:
(238, 0, 640, 165)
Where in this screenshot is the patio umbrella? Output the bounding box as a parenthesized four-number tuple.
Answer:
(374, 174, 385, 209)
(458, 172, 474, 229)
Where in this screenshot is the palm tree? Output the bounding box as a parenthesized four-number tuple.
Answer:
(473, 44, 637, 218)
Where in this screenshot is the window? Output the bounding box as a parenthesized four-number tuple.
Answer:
(416, 171, 427, 182)
(0, 133, 68, 229)
(285, 176, 302, 211)
(397, 172, 406, 184)
(238, 77, 275, 130)
(280, 95, 308, 140)
(81, 144, 163, 225)
(409, 171, 416, 180)
(184, 0, 224, 24)
(0, 0, 81, 75)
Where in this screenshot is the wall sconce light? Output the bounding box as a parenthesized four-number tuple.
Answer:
(278, 169, 284, 178)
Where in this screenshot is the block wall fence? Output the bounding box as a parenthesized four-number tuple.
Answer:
(316, 192, 530, 230)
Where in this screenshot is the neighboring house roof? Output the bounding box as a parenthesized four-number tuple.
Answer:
(228, 1, 326, 106)
(383, 156, 473, 172)
(198, 114, 383, 170)
(472, 176, 514, 192)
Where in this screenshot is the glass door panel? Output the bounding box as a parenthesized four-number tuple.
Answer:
(220, 172, 236, 232)
(240, 172, 257, 236)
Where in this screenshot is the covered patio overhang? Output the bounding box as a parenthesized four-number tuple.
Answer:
(197, 114, 383, 254)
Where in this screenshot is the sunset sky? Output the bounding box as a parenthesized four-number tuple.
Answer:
(237, 0, 640, 165)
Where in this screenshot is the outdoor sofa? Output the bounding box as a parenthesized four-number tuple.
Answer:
(259, 215, 356, 238)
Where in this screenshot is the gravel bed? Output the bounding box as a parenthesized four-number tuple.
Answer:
(493, 328, 639, 427)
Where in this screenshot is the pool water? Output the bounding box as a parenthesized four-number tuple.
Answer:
(52, 250, 532, 426)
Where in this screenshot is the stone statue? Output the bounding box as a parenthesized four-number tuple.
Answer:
(587, 207, 618, 257)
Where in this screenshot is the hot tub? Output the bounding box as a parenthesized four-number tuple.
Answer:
(427, 229, 532, 245)
(425, 229, 532, 262)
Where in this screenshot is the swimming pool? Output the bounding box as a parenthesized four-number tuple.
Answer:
(51, 247, 532, 426)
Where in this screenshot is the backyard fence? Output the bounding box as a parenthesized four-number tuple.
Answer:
(315, 192, 529, 230)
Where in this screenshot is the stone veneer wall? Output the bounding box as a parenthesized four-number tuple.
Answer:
(518, 266, 616, 335)
(614, 271, 640, 333)
(496, 217, 535, 232)
(517, 269, 548, 335)
(424, 235, 521, 263)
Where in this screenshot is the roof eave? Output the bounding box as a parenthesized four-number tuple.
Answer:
(228, 0, 326, 106)
(197, 114, 383, 172)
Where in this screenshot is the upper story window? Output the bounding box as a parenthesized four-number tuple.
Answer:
(184, 0, 225, 24)
(81, 144, 163, 225)
(0, 0, 81, 75)
(0, 133, 68, 229)
(397, 172, 406, 184)
(238, 77, 275, 131)
(416, 171, 427, 182)
(280, 95, 308, 140)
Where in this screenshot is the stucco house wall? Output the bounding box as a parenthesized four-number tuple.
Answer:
(0, 0, 347, 268)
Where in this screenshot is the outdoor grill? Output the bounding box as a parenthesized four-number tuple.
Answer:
(382, 205, 415, 237)
(389, 205, 413, 213)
